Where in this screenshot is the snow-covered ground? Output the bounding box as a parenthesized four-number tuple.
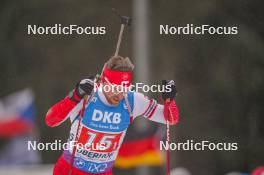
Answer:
(0, 165, 53, 175)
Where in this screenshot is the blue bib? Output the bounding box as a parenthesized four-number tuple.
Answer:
(81, 91, 134, 132)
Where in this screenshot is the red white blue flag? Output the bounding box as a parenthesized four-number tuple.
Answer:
(0, 88, 35, 138)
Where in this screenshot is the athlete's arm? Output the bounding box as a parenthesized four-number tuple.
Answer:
(132, 80, 179, 125)
(45, 96, 79, 127)
(45, 78, 94, 127)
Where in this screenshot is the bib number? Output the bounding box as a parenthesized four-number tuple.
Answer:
(78, 127, 121, 152)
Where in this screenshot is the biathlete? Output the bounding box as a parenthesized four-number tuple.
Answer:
(45, 55, 179, 175)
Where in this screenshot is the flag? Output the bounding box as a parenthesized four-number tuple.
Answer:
(115, 135, 164, 169)
(114, 118, 165, 169)
(0, 88, 35, 138)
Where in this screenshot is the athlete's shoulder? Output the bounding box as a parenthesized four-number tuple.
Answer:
(125, 91, 134, 110)
(133, 91, 150, 103)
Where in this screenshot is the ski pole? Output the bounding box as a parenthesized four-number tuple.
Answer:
(166, 98, 172, 175)
(69, 75, 100, 175)
(113, 13, 132, 56)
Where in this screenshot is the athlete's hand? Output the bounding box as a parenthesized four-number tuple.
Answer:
(161, 80, 179, 125)
(161, 80, 177, 100)
(69, 77, 95, 102)
(76, 78, 95, 98)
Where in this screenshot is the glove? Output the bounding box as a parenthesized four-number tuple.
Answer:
(163, 100, 179, 125)
(69, 77, 94, 103)
(161, 80, 179, 125)
(161, 80, 177, 100)
(76, 78, 95, 97)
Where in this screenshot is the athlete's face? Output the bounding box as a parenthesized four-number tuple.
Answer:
(102, 82, 125, 105)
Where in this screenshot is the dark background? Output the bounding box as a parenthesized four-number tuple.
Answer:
(0, 0, 263, 174)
